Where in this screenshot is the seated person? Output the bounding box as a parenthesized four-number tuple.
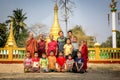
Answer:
(39, 53, 49, 72)
(48, 50, 56, 72)
(66, 54, 74, 72)
(31, 53, 40, 73)
(72, 51, 84, 73)
(24, 52, 32, 73)
(56, 51, 66, 72)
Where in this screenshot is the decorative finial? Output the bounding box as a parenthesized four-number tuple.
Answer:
(110, 0, 117, 12)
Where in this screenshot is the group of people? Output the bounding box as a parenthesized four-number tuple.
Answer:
(24, 30, 88, 73)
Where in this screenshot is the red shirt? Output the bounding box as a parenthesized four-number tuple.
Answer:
(56, 56, 66, 67)
(32, 58, 40, 62)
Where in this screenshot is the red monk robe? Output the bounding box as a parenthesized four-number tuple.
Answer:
(81, 44, 88, 71)
(47, 40, 58, 56)
(26, 38, 37, 58)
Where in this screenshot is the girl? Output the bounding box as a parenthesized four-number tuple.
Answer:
(64, 38, 73, 59)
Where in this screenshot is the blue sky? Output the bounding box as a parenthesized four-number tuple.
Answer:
(0, 0, 120, 44)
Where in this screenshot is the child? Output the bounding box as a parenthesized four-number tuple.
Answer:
(48, 50, 56, 72)
(66, 54, 74, 72)
(72, 51, 84, 73)
(72, 36, 79, 60)
(39, 53, 49, 72)
(64, 38, 73, 59)
(31, 53, 40, 73)
(56, 51, 66, 72)
(24, 52, 32, 73)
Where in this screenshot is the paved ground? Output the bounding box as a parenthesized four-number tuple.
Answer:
(0, 63, 120, 80)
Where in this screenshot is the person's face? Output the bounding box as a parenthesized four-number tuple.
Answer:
(81, 41, 84, 45)
(49, 34, 53, 40)
(77, 53, 81, 58)
(59, 52, 63, 56)
(29, 33, 33, 39)
(50, 52, 54, 56)
(26, 52, 30, 58)
(68, 32, 72, 37)
(59, 32, 63, 37)
(67, 39, 71, 44)
(42, 54, 46, 58)
(73, 37, 77, 42)
(39, 34, 43, 40)
(68, 56, 72, 59)
(34, 53, 38, 58)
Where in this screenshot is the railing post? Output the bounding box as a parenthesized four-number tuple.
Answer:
(94, 43, 100, 60)
(8, 47, 13, 61)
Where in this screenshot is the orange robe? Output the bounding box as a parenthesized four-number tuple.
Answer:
(26, 38, 37, 58)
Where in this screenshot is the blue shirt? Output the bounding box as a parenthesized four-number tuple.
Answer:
(75, 57, 84, 64)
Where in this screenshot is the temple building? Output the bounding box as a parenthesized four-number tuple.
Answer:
(4, 19, 17, 48)
(49, 3, 61, 40)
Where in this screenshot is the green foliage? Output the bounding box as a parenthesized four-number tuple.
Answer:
(16, 29, 29, 47)
(101, 31, 120, 48)
(0, 23, 8, 47)
(6, 8, 28, 47)
(70, 25, 95, 47)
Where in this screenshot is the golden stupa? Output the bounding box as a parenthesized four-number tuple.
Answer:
(49, 3, 61, 40)
(4, 19, 17, 48)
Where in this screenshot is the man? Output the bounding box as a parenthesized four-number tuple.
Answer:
(46, 34, 58, 56)
(26, 32, 37, 58)
(37, 34, 46, 58)
(67, 30, 74, 43)
(57, 31, 66, 53)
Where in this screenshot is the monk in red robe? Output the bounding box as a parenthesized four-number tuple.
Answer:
(37, 34, 46, 58)
(79, 40, 88, 72)
(46, 34, 58, 56)
(26, 32, 37, 58)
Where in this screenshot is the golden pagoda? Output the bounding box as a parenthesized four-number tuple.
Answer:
(49, 3, 61, 40)
(4, 19, 17, 48)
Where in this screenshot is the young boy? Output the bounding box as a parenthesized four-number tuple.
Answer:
(66, 54, 74, 72)
(31, 53, 40, 73)
(56, 51, 66, 72)
(39, 53, 49, 72)
(48, 51, 56, 72)
(72, 36, 79, 60)
(24, 52, 32, 73)
(72, 51, 84, 73)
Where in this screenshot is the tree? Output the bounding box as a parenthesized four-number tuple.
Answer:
(70, 25, 95, 47)
(0, 23, 8, 47)
(101, 31, 120, 48)
(6, 8, 27, 47)
(58, 0, 74, 33)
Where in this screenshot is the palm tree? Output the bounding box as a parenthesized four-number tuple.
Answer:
(6, 8, 27, 43)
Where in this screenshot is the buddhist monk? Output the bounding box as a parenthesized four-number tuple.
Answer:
(26, 32, 37, 58)
(37, 34, 46, 58)
(79, 40, 88, 72)
(46, 34, 58, 56)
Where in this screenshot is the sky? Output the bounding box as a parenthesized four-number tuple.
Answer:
(0, 0, 120, 44)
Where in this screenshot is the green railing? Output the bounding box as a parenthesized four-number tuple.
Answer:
(13, 48, 26, 59)
(0, 47, 120, 63)
(0, 48, 9, 59)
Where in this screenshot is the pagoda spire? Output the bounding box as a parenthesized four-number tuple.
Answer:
(4, 19, 17, 48)
(49, 3, 61, 40)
